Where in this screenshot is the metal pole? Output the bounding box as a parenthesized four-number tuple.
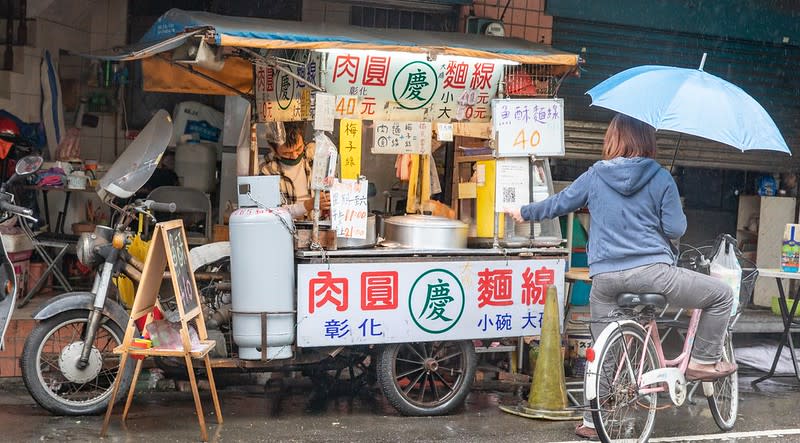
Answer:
(161, 54, 255, 102)
(239, 48, 324, 92)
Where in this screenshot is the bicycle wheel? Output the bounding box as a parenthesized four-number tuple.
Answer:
(706, 332, 738, 431)
(591, 323, 660, 443)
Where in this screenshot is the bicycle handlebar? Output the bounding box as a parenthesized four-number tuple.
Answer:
(0, 200, 33, 217)
(144, 201, 176, 213)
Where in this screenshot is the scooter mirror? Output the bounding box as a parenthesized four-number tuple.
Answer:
(15, 155, 43, 176)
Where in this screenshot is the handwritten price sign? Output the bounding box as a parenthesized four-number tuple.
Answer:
(330, 179, 369, 239)
(492, 99, 565, 157)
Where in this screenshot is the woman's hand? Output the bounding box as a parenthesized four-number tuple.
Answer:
(320, 191, 331, 211)
(302, 192, 331, 213)
(504, 206, 525, 223)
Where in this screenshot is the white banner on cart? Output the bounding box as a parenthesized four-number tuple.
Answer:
(322, 50, 501, 122)
(296, 259, 565, 347)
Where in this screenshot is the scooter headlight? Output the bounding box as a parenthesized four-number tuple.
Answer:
(76, 225, 113, 267)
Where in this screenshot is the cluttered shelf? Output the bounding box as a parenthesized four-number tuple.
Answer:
(22, 184, 97, 193)
(21, 184, 101, 235)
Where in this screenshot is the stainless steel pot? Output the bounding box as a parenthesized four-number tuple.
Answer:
(382, 214, 467, 250)
(337, 214, 377, 249)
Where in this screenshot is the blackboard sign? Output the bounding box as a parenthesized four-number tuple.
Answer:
(165, 226, 199, 316)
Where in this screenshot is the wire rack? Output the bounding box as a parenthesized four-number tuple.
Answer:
(504, 64, 561, 97)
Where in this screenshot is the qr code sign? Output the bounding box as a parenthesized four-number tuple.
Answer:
(502, 187, 516, 203)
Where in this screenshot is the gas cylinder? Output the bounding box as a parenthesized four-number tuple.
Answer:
(229, 207, 295, 359)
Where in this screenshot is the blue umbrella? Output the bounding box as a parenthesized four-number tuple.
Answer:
(586, 55, 791, 155)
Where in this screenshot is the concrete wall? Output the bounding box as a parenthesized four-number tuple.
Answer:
(303, 0, 351, 24)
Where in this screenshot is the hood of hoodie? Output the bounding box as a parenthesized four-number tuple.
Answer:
(594, 157, 663, 196)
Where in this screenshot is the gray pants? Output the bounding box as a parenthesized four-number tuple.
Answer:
(582, 262, 733, 427)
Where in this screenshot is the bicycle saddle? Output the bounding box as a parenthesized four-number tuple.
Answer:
(616, 292, 667, 308)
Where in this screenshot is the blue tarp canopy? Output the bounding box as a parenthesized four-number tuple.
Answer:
(97, 8, 579, 68)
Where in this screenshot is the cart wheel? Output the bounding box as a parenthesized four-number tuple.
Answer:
(377, 340, 476, 416)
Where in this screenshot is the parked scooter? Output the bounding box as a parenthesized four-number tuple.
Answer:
(20, 110, 176, 415)
(0, 154, 43, 349)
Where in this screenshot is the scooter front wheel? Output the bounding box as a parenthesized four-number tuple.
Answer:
(21, 311, 134, 415)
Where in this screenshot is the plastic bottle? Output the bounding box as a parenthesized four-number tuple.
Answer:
(783, 241, 799, 272)
(782, 241, 793, 272)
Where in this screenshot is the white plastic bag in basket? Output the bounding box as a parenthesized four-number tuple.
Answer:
(710, 240, 742, 316)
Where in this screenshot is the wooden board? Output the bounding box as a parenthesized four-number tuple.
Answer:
(453, 122, 492, 139)
(754, 197, 796, 306)
(113, 340, 216, 358)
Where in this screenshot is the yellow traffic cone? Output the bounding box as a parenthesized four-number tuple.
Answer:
(500, 284, 581, 420)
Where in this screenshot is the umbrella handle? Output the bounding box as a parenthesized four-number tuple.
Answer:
(698, 53, 707, 71)
(668, 133, 683, 174)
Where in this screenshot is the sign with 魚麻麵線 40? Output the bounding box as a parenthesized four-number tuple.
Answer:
(492, 98, 565, 157)
(296, 259, 565, 347)
(322, 50, 502, 122)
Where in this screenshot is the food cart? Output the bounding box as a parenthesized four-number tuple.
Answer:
(88, 8, 581, 416)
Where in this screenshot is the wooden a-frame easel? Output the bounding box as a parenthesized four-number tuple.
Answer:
(100, 220, 222, 441)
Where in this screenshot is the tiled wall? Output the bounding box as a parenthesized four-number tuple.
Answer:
(0, 0, 128, 162)
(0, 319, 33, 377)
(0, 1, 131, 265)
(471, 0, 553, 44)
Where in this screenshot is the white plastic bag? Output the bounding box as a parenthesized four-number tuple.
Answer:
(710, 237, 742, 316)
(310, 131, 338, 191)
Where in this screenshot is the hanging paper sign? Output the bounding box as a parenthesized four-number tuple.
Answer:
(339, 119, 362, 179)
(495, 158, 531, 212)
(301, 90, 312, 120)
(330, 179, 369, 239)
(313, 93, 335, 132)
(437, 123, 454, 142)
(255, 53, 320, 122)
(371, 121, 432, 155)
(311, 132, 339, 190)
(322, 50, 500, 122)
(492, 98, 565, 157)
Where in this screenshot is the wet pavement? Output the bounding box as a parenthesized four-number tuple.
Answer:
(3, 369, 800, 442)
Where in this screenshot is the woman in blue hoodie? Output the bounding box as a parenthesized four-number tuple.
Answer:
(507, 114, 734, 439)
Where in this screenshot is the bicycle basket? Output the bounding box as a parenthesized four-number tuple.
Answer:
(737, 267, 758, 314)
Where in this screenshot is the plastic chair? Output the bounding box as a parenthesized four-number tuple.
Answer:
(147, 186, 212, 245)
(18, 219, 73, 307)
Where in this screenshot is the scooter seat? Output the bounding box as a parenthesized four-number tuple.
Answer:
(616, 292, 666, 308)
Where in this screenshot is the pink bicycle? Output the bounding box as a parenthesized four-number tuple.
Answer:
(584, 239, 754, 442)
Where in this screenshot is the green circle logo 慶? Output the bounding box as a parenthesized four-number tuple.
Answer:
(408, 269, 465, 334)
(274, 70, 295, 110)
(392, 61, 438, 110)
